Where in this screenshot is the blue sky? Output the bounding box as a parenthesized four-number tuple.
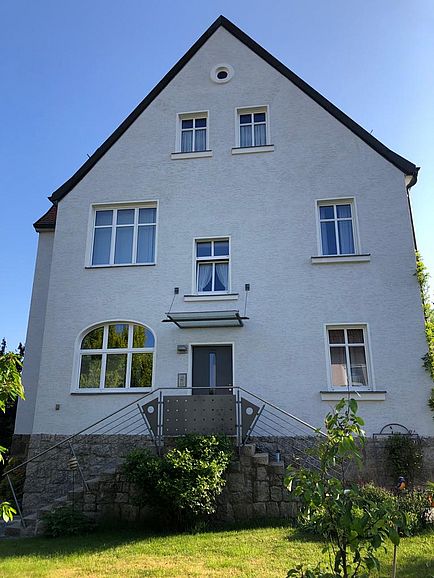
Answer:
(1, 0, 433, 349)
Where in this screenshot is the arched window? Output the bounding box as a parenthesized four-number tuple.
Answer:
(78, 322, 154, 390)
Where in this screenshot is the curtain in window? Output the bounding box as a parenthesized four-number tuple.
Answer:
(321, 222, 337, 255)
(254, 124, 266, 146)
(215, 263, 228, 291)
(197, 263, 213, 292)
(240, 125, 252, 147)
(195, 129, 206, 151)
(137, 225, 155, 263)
(349, 347, 368, 386)
(181, 131, 193, 152)
(338, 221, 355, 254)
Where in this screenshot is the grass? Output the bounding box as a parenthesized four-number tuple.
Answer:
(0, 523, 432, 577)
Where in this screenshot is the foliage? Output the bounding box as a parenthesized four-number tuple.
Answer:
(0, 344, 25, 524)
(123, 434, 233, 529)
(415, 252, 434, 386)
(42, 505, 96, 537)
(285, 398, 407, 578)
(384, 433, 423, 485)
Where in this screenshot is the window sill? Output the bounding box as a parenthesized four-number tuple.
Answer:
(320, 391, 386, 401)
(231, 145, 274, 155)
(184, 293, 239, 302)
(171, 150, 213, 160)
(71, 388, 153, 395)
(85, 263, 156, 269)
(311, 254, 371, 264)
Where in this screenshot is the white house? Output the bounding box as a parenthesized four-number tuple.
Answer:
(16, 16, 433, 445)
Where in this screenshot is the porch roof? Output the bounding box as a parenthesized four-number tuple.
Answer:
(162, 310, 248, 328)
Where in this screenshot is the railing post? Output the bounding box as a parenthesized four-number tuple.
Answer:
(68, 442, 89, 492)
(235, 388, 241, 448)
(157, 390, 163, 455)
(6, 474, 26, 528)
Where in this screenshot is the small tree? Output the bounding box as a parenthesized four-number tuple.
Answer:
(0, 349, 25, 522)
(285, 399, 406, 578)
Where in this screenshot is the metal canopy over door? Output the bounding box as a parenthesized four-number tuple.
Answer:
(192, 345, 233, 395)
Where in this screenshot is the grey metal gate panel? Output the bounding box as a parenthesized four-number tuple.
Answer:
(141, 398, 159, 437)
(163, 395, 236, 436)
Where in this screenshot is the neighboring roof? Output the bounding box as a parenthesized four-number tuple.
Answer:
(33, 205, 57, 231)
(48, 15, 418, 207)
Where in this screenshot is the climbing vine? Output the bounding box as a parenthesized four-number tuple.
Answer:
(415, 253, 434, 417)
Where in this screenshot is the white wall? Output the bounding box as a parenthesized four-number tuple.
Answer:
(19, 27, 433, 436)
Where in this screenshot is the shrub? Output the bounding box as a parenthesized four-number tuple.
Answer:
(384, 433, 423, 485)
(42, 506, 96, 538)
(123, 434, 233, 529)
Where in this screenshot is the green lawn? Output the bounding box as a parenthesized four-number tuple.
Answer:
(0, 524, 432, 577)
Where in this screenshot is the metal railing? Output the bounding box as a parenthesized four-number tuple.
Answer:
(2, 386, 325, 528)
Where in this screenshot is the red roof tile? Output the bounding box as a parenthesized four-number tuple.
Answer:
(33, 205, 57, 231)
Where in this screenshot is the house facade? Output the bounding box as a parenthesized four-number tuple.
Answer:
(16, 16, 433, 442)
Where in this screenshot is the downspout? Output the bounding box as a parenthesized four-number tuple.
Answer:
(405, 168, 420, 251)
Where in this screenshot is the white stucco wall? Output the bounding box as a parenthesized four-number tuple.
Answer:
(18, 27, 433, 436)
(15, 231, 54, 433)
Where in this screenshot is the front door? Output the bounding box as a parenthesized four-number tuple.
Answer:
(192, 345, 233, 395)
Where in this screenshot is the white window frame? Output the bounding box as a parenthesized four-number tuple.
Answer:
(316, 198, 360, 256)
(73, 320, 156, 393)
(175, 111, 209, 153)
(87, 201, 158, 267)
(235, 105, 270, 148)
(324, 324, 374, 391)
(192, 236, 231, 295)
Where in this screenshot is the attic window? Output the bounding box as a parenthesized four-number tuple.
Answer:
(210, 64, 234, 84)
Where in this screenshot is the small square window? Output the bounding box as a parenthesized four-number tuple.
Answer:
(195, 238, 230, 293)
(318, 201, 357, 256)
(237, 107, 268, 148)
(326, 326, 371, 389)
(177, 113, 208, 153)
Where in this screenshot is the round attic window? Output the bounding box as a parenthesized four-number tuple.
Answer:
(210, 64, 234, 84)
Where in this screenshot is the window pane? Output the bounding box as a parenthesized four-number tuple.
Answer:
(214, 240, 229, 256)
(81, 327, 103, 350)
(114, 226, 134, 264)
(330, 347, 348, 387)
(240, 114, 251, 124)
(137, 225, 155, 263)
(348, 329, 364, 343)
(215, 262, 228, 291)
(117, 209, 134, 225)
(254, 123, 266, 146)
(240, 125, 252, 147)
(104, 354, 127, 388)
(254, 112, 266, 123)
(328, 329, 345, 344)
(197, 263, 213, 292)
(92, 227, 112, 265)
(108, 324, 129, 348)
(209, 352, 216, 388)
(181, 130, 193, 152)
(337, 204, 352, 218)
(181, 119, 193, 129)
(79, 355, 102, 388)
(95, 210, 113, 226)
(138, 208, 156, 224)
(195, 117, 206, 128)
(321, 221, 337, 255)
(131, 353, 153, 387)
(197, 242, 212, 257)
(194, 128, 206, 151)
(133, 325, 155, 348)
(319, 206, 334, 220)
(338, 220, 355, 254)
(349, 347, 368, 386)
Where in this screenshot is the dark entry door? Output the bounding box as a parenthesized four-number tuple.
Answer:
(192, 345, 233, 395)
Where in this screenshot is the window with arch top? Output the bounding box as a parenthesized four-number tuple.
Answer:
(78, 322, 154, 390)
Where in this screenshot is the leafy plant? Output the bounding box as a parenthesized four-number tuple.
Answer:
(0, 348, 25, 522)
(384, 433, 423, 485)
(42, 505, 96, 537)
(286, 398, 407, 578)
(415, 252, 434, 387)
(123, 434, 233, 529)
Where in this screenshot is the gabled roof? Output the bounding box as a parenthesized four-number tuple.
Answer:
(48, 15, 417, 208)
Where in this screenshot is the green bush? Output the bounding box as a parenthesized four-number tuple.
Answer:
(384, 433, 423, 484)
(123, 434, 233, 529)
(42, 506, 96, 538)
